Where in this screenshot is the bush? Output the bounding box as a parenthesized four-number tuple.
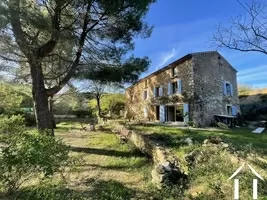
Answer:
(0, 120, 69, 194)
(23, 112, 36, 126)
(72, 110, 92, 118)
(0, 114, 26, 134)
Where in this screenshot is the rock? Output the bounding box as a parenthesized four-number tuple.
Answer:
(156, 165, 165, 174)
(220, 142, 229, 149)
(90, 124, 95, 131)
(209, 136, 223, 144)
(203, 139, 209, 144)
(184, 137, 193, 146)
(216, 122, 229, 129)
(162, 162, 171, 172)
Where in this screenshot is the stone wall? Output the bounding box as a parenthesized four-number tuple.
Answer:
(125, 58, 194, 121)
(113, 124, 187, 189)
(191, 52, 240, 126)
(125, 51, 240, 127)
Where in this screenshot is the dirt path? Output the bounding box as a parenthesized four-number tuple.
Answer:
(55, 123, 153, 199)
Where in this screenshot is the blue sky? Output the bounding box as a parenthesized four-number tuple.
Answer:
(133, 0, 267, 88)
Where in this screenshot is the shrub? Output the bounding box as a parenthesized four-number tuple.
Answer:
(0, 129, 69, 194)
(23, 112, 36, 126)
(188, 121, 194, 127)
(0, 114, 25, 134)
(72, 110, 92, 118)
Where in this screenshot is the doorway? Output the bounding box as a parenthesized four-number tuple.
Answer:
(175, 105, 184, 122)
(155, 106, 160, 120)
(166, 106, 175, 121)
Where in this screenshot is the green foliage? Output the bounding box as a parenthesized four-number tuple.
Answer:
(81, 56, 150, 84)
(72, 110, 92, 118)
(90, 180, 133, 200)
(0, 116, 69, 194)
(14, 182, 88, 200)
(0, 83, 24, 113)
(0, 114, 26, 134)
(23, 112, 36, 126)
(89, 93, 125, 117)
(240, 94, 267, 120)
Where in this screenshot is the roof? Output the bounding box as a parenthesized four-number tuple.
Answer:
(126, 51, 237, 90)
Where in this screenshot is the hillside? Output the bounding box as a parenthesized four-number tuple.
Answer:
(239, 88, 267, 121)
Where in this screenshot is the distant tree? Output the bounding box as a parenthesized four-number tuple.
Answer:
(90, 81, 106, 117)
(238, 84, 253, 95)
(0, 0, 154, 134)
(213, 1, 267, 55)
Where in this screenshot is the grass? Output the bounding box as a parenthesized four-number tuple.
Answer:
(3, 119, 267, 199)
(0, 120, 158, 200)
(128, 123, 267, 199)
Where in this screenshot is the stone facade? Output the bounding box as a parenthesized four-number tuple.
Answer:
(125, 51, 240, 127)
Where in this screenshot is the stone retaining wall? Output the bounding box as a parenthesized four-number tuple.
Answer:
(113, 125, 187, 189)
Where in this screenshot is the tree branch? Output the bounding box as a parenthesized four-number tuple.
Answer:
(37, 1, 62, 58)
(8, 0, 31, 58)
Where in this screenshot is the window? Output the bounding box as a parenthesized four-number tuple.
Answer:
(227, 105, 232, 115)
(172, 82, 178, 94)
(155, 87, 160, 97)
(145, 80, 148, 88)
(171, 67, 178, 77)
(226, 83, 231, 95)
(143, 90, 148, 100)
(223, 81, 233, 96)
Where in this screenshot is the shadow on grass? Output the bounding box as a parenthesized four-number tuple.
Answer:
(70, 146, 144, 158)
(78, 160, 150, 171)
(8, 179, 137, 200)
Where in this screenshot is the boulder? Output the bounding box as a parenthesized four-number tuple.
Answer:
(184, 137, 193, 146)
(220, 142, 229, 149)
(156, 164, 165, 174)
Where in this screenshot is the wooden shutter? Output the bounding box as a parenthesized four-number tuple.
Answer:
(183, 103, 189, 125)
(160, 105, 165, 122)
(178, 79, 182, 94)
(230, 84, 233, 96)
(153, 87, 156, 97)
(168, 82, 171, 95)
(232, 106, 237, 116)
(159, 86, 163, 96)
(223, 81, 227, 95)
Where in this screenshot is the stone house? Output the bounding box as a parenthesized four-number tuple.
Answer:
(125, 51, 240, 127)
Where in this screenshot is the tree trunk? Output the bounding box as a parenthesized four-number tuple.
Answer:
(30, 60, 54, 136)
(96, 95, 102, 117)
(49, 96, 57, 129)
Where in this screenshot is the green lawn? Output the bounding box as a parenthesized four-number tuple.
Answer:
(128, 123, 267, 199)
(53, 121, 156, 200)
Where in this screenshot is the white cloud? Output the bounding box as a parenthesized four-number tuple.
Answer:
(238, 65, 267, 76)
(238, 65, 267, 82)
(156, 48, 178, 69)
